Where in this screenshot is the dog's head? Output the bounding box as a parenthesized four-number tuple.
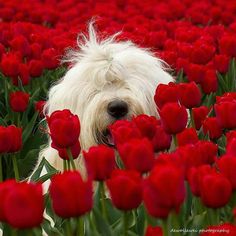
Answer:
(45, 23, 173, 150)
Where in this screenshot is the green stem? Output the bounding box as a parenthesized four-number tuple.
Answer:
(63, 160, 67, 171)
(27, 230, 33, 236)
(12, 154, 20, 181)
(65, 220, 72, 236)
(32, 228, 41, 236)
(89, 213, 97, 235)
(100, 182, 108, 221)
(0, 155, 3, 182)
(189, 108, 195, 128)
(215, 208, 220, 224)
(194, 197, 205, 215)
(173, 134, 178, 147)
(77, 216, 84, 236)
(11, 229, 17, 236)
(17, 113, 21, 127)
(207, 208, 218, 225)
(161, 219, 169, 236)
(123, 211, 129, 236)
(67, 148, 76, 170)
(67, 160, 71, 170)
(170, 212, 181, 236)
(218, 146, 226, 153)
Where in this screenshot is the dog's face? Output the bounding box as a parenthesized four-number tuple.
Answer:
(45, 29, 173, 150)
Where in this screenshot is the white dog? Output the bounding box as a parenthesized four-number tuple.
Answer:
(37, 23, 173, 173)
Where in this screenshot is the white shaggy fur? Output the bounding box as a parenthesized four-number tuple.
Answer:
(37, 23, 173, 173)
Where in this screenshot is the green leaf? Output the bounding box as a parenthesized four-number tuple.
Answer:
(0, 117, 7, 126)
(3, 78, 10, 114)
(217, 72, 228, 94)
(36, 171, 58, 183)
(0, 101, 6, 116)
(30, 157, 45, 182)
(22, 111, 39, 143)
(28, 150, 58, 183)
(42, 218, 63, 236)
(2, 223, 13, 236)
(85, 213, 100, 236)
(92, 207, 113, 236)
(186, 212, 207, 236)
(136, 205, 146, 236)
(105, 198, 122, 225)
(44, 158, 59, 174)
(127, 231, 139, 236)
(17, 149, 40, 179)
(93, 182, 101, 209)
(45, 193, 64, 229)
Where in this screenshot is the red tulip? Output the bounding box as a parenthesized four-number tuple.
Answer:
(187, 165, 214, 197)
(199, 171, 232, 208)
(0, 125, 22, 153)
(17, 63, 30, 86)
(9, 91, 30, 113)
(200, 70, 218, 94)
(186, 63, 205, 84)
(0, 180, 17, 222)
(217, 155, 236, 190)
(0, 53, 20, 78)
(7, 125, 22, 153)
(226, 130, 236, 144)
(154, 82, 179, 109)
(132, 114, 160, 139)
(106, 169, 142, 211)
(10, 35, 31, 57)
(109, 120, 142, 145)
(190, 43, 215, 65)
(47, 109, 80, 148)
(117, 138, 155, 174)
(176, 128, 198, 146)
(42, 48, 58, 69)
(175, 141, 217, 177)
(83, 145, 116, 181)
(226, 138, 236, 156)
(196, 140, 218, 165)
(215, 101, 236, 129)
(216, 92, 236, 103)
(30, 43, 42, 59)
(192, 106, 210, 130)
(213, 54, 229, 74)
(219, 34, 236, 57)
(159, 102, 188, 134)
(49, 171, 93, 218)
(178, 82, 201, 108)
(143, 163, 185, 218)
(202, 117, 222, 139)
(53, 141, 81, 160)
(35, 100, 46, 117)
(29, 59, 44, 77)
(0, 126, 12, 153)
(3, 181, 44, 229)
(226, 131, 236, 156)
(145, 226, 163, 236)
(151, 125, 172, 152)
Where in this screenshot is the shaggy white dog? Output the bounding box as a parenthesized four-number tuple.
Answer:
(37, 23, 173, 173)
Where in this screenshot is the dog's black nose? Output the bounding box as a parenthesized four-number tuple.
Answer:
(107, 100, 128, 119)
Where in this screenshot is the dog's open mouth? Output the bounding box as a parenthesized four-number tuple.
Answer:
(100, 129, 115, 147)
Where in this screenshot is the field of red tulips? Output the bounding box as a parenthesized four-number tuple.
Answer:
(0, 0, 236, 235)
